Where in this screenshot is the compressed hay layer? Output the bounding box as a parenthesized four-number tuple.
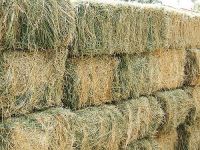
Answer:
(116, 49, 185, 99)
(0, 50, 66, 118)
(0, 0, 75, 50)
(155, 130, 178, 150)
(0, 97, 164, 150)
(185, 49, 200, 86)
(64, 56, 119, 109)
(71, 0, 200, 56)
(126, 138, 159, 150)
(154, 89, 194, 133)
(0, 108, 76, 150)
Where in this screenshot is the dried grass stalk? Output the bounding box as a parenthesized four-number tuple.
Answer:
(0, 0, 75, 50)
(0, 49, 67, 119)
(116, 49, 185, 99)
(0, 97, 163, 150)
(126, 138, 159, 150)
(0, 108, 76, 150)
(71, 0, 200, 56)
(185, 49, 200, 86)
(64, 56, 119, 109)
(154, 89, 194, 133)
(155, 130, 178, 150)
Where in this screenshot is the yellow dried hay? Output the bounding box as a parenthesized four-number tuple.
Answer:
(155, 130, 178, 150)
(64, 56, 119, 109)
(0, 49, 67, 118)
(0, 97, 164, 150)
(185, 49, 200, 86)
(126, 138, 158, 150)
(116, 49, 185, 99)
(71, 0, 200, 56)
(0, 108, 76, 150)
(154, 89, 194, 133)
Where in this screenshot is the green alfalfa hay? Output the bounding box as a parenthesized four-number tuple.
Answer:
(63, 56, 119, 109)
(0, 108, 76, 150)
(0, 49, 67, 119)
(0, 0, 75, 51)
(115, 49, 185, 99)
(126, 138, 159, 150)
(154, 89, 195, 133)
(71, 1, 166, 56)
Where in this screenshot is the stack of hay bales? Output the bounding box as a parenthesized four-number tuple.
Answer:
(0, 0, 75, 119)
(1, 0, 200, 149)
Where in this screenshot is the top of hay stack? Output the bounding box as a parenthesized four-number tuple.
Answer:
(71, 0, 200, 56)
(0, 0, 75, 51)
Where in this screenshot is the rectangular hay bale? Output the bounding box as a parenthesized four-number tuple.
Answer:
(0, 50, 66, 118)
(64, 56, 119, 109)
(0, 97, 164, 150)
(116, 49, 185, 99)
(154, 89, 194, 133)
(71, 0, 200, 56)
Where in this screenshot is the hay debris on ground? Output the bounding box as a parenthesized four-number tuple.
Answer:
(126, 138, 159, 150)
(0, 97, 163, 150)
(185, 49, 200, 86)
(115, 49, 185, 99)
(154, 89, 194, 133)
(64, 56, 119, 109)
(71, 0, 200, 56)
(155, 130, 178, 150)
(0, 0, 75, 50)
(0, 49, 67, 119)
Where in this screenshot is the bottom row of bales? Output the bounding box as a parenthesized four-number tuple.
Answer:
(1, 87, 198, 150)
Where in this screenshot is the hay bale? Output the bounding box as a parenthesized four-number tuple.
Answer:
(0, 49, 66, 118)
(154, 89, 194, 133)
(0, 0, 75, 50)
(155, 130, 178, 150)
(118, 96, 164, 147)
(1, 97, 163, 150)
(0, 108, 76, 150)
(116, 49, 185, 99)
(64, 56, 119, 109)
(126, 138, 159, 150)
(185, 49, 200, 86)
(71, 0, 200, 56)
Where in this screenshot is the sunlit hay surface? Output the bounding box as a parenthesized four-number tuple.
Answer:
(71, 0, 200, 56)
(64, 56, 119, 109)
(0, 97, 163, 150)
(155, 130, 178, 150)
(0, 108, 76, 150)
(0, 49, 67, 119)
(126, 138, 159, 150)
(154, 89, 194, 133)
(185, 49, 200, 86)
(116, 49, 185, 99)
(0, 0, 75, 50)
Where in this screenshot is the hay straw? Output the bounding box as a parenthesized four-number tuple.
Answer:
(0, 0, 75, 50)
(0, 108, 76, 150)
(0, 96, 164, 150)
(154, 89, 194, 133)
(71, 0, 200, 55)
(116, 49, 185, 99)
(0, 49, 67, 119)
(126, 138, 159, 150)
(155, 130, 178, 150)
(64, 56, 119, 109)
(185, 49, 200, 86)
